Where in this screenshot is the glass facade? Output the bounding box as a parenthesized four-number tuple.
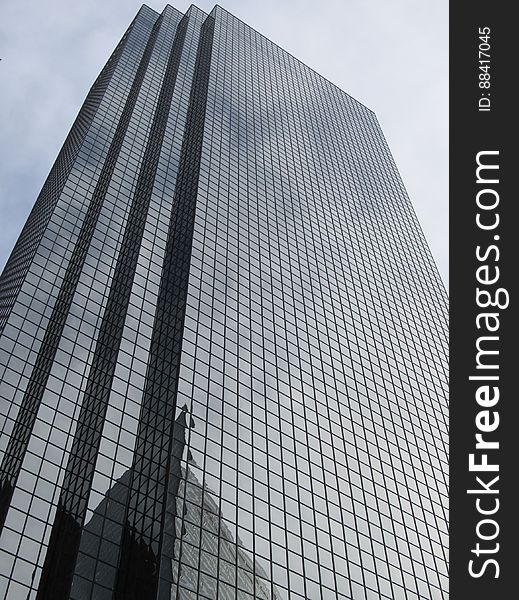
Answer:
(0, 4, 448, 600)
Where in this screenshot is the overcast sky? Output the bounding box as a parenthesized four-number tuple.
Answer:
(0, 0, 448, 287)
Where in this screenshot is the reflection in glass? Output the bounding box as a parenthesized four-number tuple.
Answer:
(71, 406, 282, 600)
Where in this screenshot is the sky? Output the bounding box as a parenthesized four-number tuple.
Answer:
(0, 0, 448, 287)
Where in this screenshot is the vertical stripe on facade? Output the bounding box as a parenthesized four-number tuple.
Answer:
(114, 14, 215, 599)
(34, 13, 190, 600)
(0, 12, 164, 534)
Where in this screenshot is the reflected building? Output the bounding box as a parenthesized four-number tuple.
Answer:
(70, 406, 281, 600)
(0, 3, 448, 600)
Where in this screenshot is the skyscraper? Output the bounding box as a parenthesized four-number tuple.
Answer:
(0, 3, 448, 600)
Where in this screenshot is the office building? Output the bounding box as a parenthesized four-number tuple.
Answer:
(0, 4, 448, 599)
